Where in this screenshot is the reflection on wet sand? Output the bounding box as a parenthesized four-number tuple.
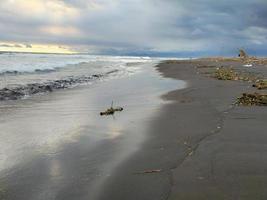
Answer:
(0, 63, 185, 200)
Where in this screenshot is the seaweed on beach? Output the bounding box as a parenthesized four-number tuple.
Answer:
(253, 80, 267, 90)
(213, 67, 256, 81)
(236, 93, 267, 106)
(241, 57, 267, 66)
(214, 67, 238, 80)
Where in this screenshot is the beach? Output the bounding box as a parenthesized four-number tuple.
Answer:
(1, 1, 267, 199)
(0, 56, 185, 200)
(155, 59, 267, 200)
(97, 58, 267, 200)
(1, 56, 267, 200)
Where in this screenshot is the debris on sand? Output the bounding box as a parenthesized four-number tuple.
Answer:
(214, 67, 238, 80)
(238, 49, 248, 59)
(213, 67, 256, 82)
(248, 58, 267, 65)
(165, 60, 181, 64)
(253, 80, 267, 90)
(236, 93, 267, 106)
(237, 49, 267, 65)
(135, 169, 162, 174)
(100, 101, 123, 116)
(100, 107, 123, 115)
(196, 65, 217, 69)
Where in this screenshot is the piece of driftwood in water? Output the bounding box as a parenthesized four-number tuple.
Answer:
(236, 93, 267, 106)
(100, 101, 123, 115)
(100, 107, 123, 115)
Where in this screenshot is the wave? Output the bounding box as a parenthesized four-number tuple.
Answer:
(0, 68, 58, 76)
(0, 53, 153, 74)
(0, 54, 160, 101)
(0, 70, 118, 101)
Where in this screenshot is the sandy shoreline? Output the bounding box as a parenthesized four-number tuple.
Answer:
(0, 62, 184, 200)
(157, 59, 267, 200)
(97, 59, 267, 200)
(1, 58, 267, 200)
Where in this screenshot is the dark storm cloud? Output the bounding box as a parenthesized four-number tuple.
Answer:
(0, 0, 267, 56)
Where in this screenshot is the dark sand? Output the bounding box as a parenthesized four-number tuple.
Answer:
(98, 59, 267, 200)
(0, 63, 185, 200)
(1, 59, 267, 200)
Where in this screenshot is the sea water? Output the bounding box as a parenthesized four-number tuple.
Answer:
(0, 53, 158, 99)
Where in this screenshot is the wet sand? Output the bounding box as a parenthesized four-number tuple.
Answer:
(1, 59, 267, 200)
(0, 63, 185, 200)
(97, 59, 267, 200)
(156, 59, 267, 200)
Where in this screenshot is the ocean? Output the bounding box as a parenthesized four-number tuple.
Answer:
(0, 53, 159, 100)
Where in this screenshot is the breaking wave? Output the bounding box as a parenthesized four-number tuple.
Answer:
(0, 70, 119, 101)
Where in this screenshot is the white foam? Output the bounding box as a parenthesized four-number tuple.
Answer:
(0, 53, 155, 73)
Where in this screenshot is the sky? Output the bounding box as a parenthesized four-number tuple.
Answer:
(0, 0, 267, 56)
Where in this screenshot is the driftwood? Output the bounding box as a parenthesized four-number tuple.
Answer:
(237, 49, 267, 65)
(100, 107, 123, 115)
(100, 101, 123, 115)
(135, 169, 162, 174)
(238, 49, 248, 59)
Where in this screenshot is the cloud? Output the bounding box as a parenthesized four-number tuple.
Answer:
(39, 25, 82, 37)
(0, 43, 22, 48)
(25, 44, 32, 48)
(0, 44, 11, 47)
(0, 0, 267, 55)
